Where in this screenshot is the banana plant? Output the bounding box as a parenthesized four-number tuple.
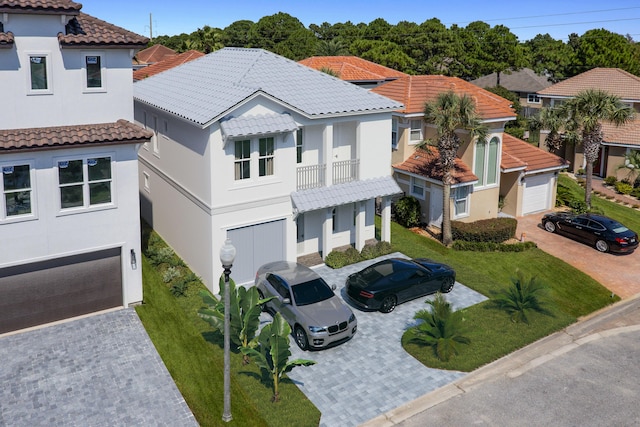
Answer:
(199, 276, 274, 364)
(241, 313, 315, 402)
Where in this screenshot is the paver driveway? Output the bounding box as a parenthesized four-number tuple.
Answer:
(0, 309, 197, 427)
(259, 253, 487, 427)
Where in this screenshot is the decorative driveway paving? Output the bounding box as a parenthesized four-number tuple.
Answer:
(0, 309, 197, 427)
(259, 253, 487, 427)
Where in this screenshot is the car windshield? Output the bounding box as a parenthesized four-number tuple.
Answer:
(611, 224, 629, 233)
(292, 278, 334, 306)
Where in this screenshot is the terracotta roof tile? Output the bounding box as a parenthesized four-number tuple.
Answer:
(0, 0, 81, 14)
(299, 56, 408, 82)
(0, 31, 14, 47)
(372, 75, 516, 120)
(133, 50, 204, 81)
(501, 134, 569, 172)
(393, 146, 478, 184)
(538, 68, 640, 100)
(134, 44, 177, 64)
(58, 12, 148, 48)
(0, 120, 153, 152)
(602, 121, 640, 147)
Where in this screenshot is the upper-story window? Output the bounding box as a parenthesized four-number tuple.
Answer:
(474, 137, 499, 188)
(2, 164, 33, 219)
(259, 137, 274, 177)
(234, 140, 251, 180)
(28, 53, 52, 94)
(57, 156, 113, 210)
(410, 119, 422, 143)
(391, 118, 398, 150)
(83, 52, 105, 91)
(296, 129, 303, 164)
(527, 93, 541, 104)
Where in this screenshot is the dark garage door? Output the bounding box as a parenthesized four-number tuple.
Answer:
(228, 220, 286, 284)
(0, 247, 123, 334)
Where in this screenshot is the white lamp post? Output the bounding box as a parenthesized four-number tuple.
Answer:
(219, 238, 236, 423)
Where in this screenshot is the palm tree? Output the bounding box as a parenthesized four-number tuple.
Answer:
(616, 149, 640, 184)
(408, 293, 470, 362)
(528, 106, 565, 153)
(316, 39, 349, 56)
(560, 89, 634, 209)
(493, 271, 551, 324)
(422, 91, 488, 246)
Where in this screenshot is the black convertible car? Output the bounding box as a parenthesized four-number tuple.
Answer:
(345, 258, 455, 313)
(541, 212, 638, 254)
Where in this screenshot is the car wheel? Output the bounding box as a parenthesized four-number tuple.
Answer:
(440, 277, 455, 293)
(294, 326, 309, 351)
(544, 220, 556, 233)
(379, 295, 397, 313)
(257, 290, 267, 312)
(595, 239, 609, 253)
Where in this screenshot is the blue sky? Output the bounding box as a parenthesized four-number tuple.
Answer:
(80, 0, 640, 42)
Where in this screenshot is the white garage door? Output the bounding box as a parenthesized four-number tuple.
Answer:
(228, 219, 286, 284)
(523, 174, 552, 215)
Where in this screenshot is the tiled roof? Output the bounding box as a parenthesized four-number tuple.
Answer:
(393, 146, 478, 184)
(602, 121, 640, 147)
(0, 31, 14, 48)
(501, 134, 568, 172)
(134, 48, 404, 126)
(291, 176, 402, 214)
(220, 113, 298, 139)
(538, 68, 640, 100)
(372, 75, 516, 120)
(58, 12, 148, 48)
(0, 120, 153, 151)
(298, 56, 408, 82)
(134, 44, 177, 65)
(471, 68, 552, 93)
(0, 0, 81, 14)
(133, 50, 204, 81)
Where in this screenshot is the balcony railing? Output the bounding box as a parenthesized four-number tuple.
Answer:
(296, 159, 360, 190)
(333, 159, 359, 185)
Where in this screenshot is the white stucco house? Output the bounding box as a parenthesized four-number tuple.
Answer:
(0, 0, 151, 334)
(133, 47, 403, 289)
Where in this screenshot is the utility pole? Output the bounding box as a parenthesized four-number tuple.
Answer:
(149, 13, 153, 41)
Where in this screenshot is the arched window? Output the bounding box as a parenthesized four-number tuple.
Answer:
(474, 137, 499, 187)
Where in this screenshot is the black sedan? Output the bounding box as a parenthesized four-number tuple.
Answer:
(345, 258, 456, 313)
(541, 212, 638, 254)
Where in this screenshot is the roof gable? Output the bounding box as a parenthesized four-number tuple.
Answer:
(372, 75, 516, 120)
(393, 146, 478, 184)
(298, 56, 408, 82)
(538, 68, 640, 100)
(135, 44, 177, 64)
(134, 48, 403, 126)
(59, 12, 148, 48)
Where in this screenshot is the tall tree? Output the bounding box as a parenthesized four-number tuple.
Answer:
(560, 89, 634, 208)
(221, 20, 254, 47)
(524, 33, 574, 82)
(349, 39, 415, 72)
(422, 92, 488, 246)
(568, 29, 640, 77)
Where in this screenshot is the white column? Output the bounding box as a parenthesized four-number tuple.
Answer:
(322, 207, 333, 259)
(324, 124, 333, 187)
(381, 197, 392, 243)
(355, 201, 366, 251)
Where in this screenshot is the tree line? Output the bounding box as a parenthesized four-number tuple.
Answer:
(150, 12, 640, 83)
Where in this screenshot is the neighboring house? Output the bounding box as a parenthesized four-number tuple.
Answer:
(133, 44, 175, 70)
(537, 68, 640, 179)
(372, 75, 566, 225)
(0, 0, 151, 334)
(133, 47, 403, 289)
(471, 68, 552, 117)
(133, 50, 204, 81)
(299, 56, 408, 88)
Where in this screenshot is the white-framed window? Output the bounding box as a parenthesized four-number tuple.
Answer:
(82, 52, 106, 92)
(409, 119, 422, 143)
(27, 52, 52, 95)
(527, 93, 541, 104)
(332, 207, 337, 232)
(1, 163, 34, 220)
(453, 185, 470, 217)
(259, 137, 274, 177)
(391, 118, 398, 150)
(296, 129, 303, 164)
(474, 137, 499, 188)
(410, 177, 425, 199)
(234, 140, 251, 180)
(57, 155, 113, 211)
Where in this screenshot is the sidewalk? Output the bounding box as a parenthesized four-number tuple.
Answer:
(362, 293, 640, 426)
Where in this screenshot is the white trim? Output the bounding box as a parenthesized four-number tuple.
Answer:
(26, 51, 53, 95)
(0, 160, 38, 223)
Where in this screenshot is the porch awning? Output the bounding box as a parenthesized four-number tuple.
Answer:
(291, 176, 402, 214)
(220, 113, 298, 139)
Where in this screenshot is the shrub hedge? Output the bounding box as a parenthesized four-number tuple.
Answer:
(452, 240, 537, 252)
(392, 196, 421, 228)
(451, 217, 517, 243)
(325, 241, 393, 269)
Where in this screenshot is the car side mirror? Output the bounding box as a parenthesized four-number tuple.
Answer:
(331, 284, 337, 291)
(282, 298, 291, 305)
